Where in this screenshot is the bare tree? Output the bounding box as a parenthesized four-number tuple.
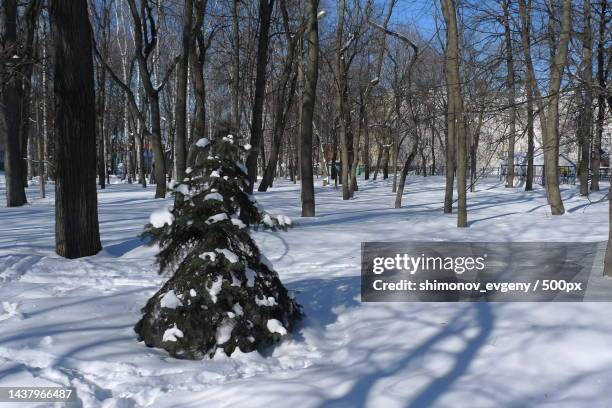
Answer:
(126, 0, 172, 198)
(173, 0, 194, 183)
(245, 0, 275, 193)
(1, 0, 42, 207)
(258, 0, 301, 192)
(230, 0, 241, 131)
(591, 0, 608, 192)
(501, 0, 516, 189)
(441, 0, 468, 227)
(541, 0, 571, 215)
(334, 0, 352, 199)
(186, 0, 214, 167)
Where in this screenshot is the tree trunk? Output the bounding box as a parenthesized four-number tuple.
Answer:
(605, 169, 612, 276)
(18, 0, 41, 187)
(246, 0, 275, 193)
(592, 0, 607, 192)
(335, 0, 351, 200)
(391, 94, 401, 193)
(40, 20, 49, 198)
(259, 0, 298, 192)
(443, 100, 455, 213)
(372, 144, 383, 180)
(173, 0, 193, 183)
(576, 0, 593, 197)
(470, 113, 483, 192)
(349, 106, 360, 195)
(230, 0, 241, 131)
(519, 0, 538, 192)
(1, 0, 28, 207)
(542, 0, 571, 215)
(186, 0, 210, 168)
(382, 144, 390, 179)
(96, 60, 107, 189)
(363, 112, 371, 180)
(38, 119, 45, 198)
(126, 0, 167, 198)
(150, 98, 166, 196)
(442, 0, 467, 227)
(525, 85, 535, 191)
(300, 0, 319, 217)
(502, 0, 516, 188)
(51, 0, 102, 258)
(394, 140, 418, 208)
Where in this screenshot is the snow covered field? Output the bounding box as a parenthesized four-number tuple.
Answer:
(1, 174, 612, 407)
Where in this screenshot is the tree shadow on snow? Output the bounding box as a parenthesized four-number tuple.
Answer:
(103, 238, 147, 257)
(290, 276, 361, 332)
(316, 302, 494, 408)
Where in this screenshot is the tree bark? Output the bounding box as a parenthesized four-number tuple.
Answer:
(1, 0, 29, 207)
(470, 112, 483, 192)
(335, 0, 351, 200)
(96, 60, 107, 189)
(300, 0, 319, 217)
(525, 83, 535, 191)
(442, 0, 468, 227)
(605, 180, 612, 276)
(542, 0, 571, 215)
(363, 110, 371, 180)
(51, 0, 102, 258)
(186, 0, 212, 168)
(577, 0, 593, 197)
(592, 0, 607, 192)
(246, 0, 275, 193)
(40, 19, 49, 198)
(259, 0, 299, 192)
(519, 0, 538, 192)
(230, 0, 241, 131)
(18, 0, 42, 187)
(173, 0, 193, 183)
(502, 0, 516, 188)
(394, 140, 418, 208)
(443, 101, 455, 213)
(126, 0, 168, 198)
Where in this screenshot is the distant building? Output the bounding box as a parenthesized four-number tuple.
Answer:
(501, 150, 577, 185)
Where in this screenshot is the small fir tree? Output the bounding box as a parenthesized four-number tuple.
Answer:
(135, 131, 301, 359)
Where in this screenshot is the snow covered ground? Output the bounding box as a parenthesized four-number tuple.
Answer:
(1, 173, 612, 407)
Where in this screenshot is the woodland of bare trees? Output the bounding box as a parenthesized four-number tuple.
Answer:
(0, 0, 611, 260)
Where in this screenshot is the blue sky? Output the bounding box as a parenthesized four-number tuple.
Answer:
(390, 0, 439, 37)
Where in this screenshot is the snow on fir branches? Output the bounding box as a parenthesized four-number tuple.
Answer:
(135, 131, 302, 359)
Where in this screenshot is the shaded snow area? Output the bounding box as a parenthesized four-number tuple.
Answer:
(1, 173, 612, 407)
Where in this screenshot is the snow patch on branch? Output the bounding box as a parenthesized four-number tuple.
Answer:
(231, 218, 247, 229)
(175, 184, 190, 195)
(208, 276, 223, 303)
(160, 290, 183, 309)
(196, 138, 210, 148)
(162, 324, 184, 342)
(199, 252, 217, 262)
(216, 320, 235, 344)
(215, 248, 239, 264)
(150, 207, 174, 228)
(206, 213, 228, 224)
(266, 319, 287, 336)
(204, 192, 224, 201)
(255, 296, 277, 307)
(276, 215, 292, 227)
